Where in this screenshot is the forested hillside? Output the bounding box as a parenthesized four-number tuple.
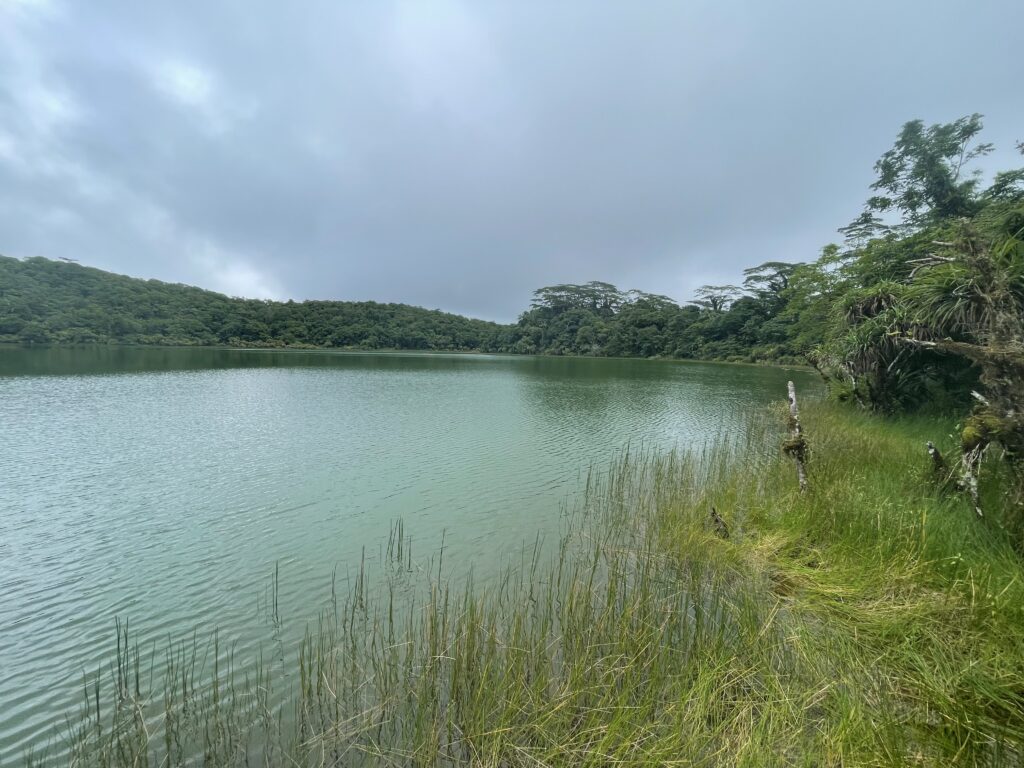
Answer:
(0, 257, 503, 351)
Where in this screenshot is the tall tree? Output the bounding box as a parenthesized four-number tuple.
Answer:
(742, 262, 799, 298)
(688, 285, 741, 312)
(841, 114, 993, 239)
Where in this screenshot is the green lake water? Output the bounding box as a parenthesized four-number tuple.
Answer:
(0, 346, 818, 759)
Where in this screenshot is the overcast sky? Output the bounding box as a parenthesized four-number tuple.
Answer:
(1, 0, 1021, 321)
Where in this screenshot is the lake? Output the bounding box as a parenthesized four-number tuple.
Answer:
(0, 346, 817, 760)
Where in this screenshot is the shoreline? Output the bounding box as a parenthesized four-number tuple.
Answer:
(0, 341, 815, 372)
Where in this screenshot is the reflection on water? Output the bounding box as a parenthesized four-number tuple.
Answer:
(0, 346, 818, 759)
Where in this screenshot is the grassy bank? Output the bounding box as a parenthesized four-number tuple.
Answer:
(29, 403, 1024, 766)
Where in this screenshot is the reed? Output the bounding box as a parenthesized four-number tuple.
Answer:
(25, 402, 1024, 766)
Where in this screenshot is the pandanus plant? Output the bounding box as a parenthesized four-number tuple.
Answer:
(902, 209, 1024, 517)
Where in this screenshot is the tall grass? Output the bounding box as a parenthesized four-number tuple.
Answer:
(23, 403, 1024, 766)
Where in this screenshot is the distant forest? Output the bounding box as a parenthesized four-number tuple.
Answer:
(3, 114, 1023, 414)
(0, 254, 800, 361)
(0, 256, 504, 352)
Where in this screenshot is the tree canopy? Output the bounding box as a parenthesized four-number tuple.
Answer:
(0, 256, 505, 352)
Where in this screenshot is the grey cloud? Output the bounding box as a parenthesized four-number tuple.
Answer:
(1, 0, 1022, 321)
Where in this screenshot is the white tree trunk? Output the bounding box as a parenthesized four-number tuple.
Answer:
(787, 381, 808, 493)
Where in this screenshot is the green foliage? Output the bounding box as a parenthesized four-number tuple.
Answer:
(812, 116, 1024, 417)
(508, 282, 697, 358)
(803, 115, 1024, 509)
(507, 279, 804, 362)
(0, 256, 505, 352)
(845, 113, 993, 237)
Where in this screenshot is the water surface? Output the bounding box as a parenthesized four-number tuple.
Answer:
(0, 346, 817, 759)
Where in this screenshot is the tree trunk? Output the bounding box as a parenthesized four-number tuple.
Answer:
(785, 381, 809, 493)
(961, 444, 986, 518)
(926, 441, 947, 476)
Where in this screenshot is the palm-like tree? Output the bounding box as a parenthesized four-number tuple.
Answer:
(902, 212, 1024, 515)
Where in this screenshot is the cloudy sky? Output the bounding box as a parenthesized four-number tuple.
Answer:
(1, 0, 1021, 321)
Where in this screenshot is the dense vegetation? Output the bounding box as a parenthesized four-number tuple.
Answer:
(0, 257, 503, 351)
(504, 117, 1024, 386)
